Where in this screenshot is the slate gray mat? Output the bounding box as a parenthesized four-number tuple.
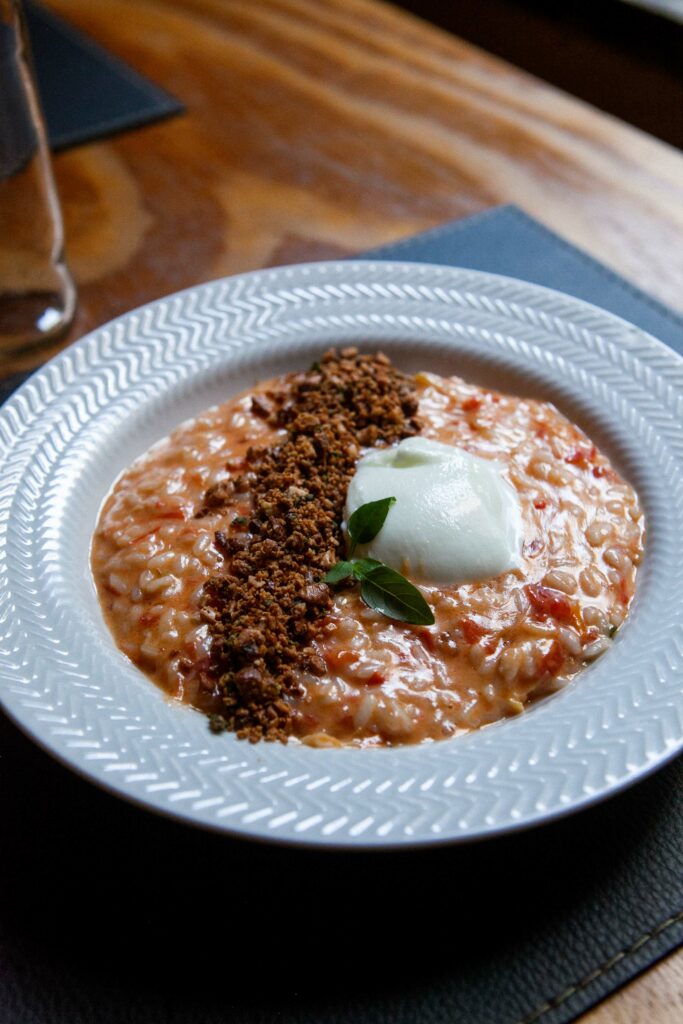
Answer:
(26, 1, 182, 150)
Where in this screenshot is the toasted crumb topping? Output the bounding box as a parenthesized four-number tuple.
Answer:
(197, 348, 420, 741)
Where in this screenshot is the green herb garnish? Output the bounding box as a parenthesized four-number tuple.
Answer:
(359, 564, 434, 625)
(347, 496, 396, 556)
(324, 560, 356, 584)
(324, 498, 434, 626)
(351, 557, 383, 577)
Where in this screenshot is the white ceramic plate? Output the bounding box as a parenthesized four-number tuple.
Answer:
(1, 261, 682, 848)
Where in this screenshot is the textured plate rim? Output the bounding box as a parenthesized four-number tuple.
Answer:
(1, 259, 682, 849)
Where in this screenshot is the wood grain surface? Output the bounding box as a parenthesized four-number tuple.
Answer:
(4, 0, 683, 375)
(5, 0, 683, 1017)
(583, 949, 683, 1024)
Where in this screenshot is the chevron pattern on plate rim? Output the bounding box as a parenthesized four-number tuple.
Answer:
(1, 260, 682, 848)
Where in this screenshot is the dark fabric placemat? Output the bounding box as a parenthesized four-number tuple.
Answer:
(25, 2, 182, 151)
(1, 206, 681, 1024)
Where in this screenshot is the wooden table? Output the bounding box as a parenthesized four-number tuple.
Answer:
(5, 0, 683, 378)
(7, 0, 683, 1019)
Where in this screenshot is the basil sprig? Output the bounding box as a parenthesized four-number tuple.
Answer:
(324, 498, 435, 626)
(347, 496, 395, 556)
(359, 564, 434, 625)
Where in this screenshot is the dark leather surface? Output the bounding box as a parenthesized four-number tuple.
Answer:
(1, 207, 682, 1023)
(26, 2, 182, 151)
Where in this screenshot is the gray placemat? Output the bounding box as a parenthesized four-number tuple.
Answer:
(26, 2, 182, 150)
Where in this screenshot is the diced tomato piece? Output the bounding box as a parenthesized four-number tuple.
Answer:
(461, 618, 485, 644)
(542, 639, 564, 676)
(482, 635, 499, 655)
(462, 396, 482, 412)
(533, 499, 548, 510)
(367, 671, 385, 687)
(418, 628, 436, 651)
(526, 583, 573, 623)
(592, 465, 608, 478)
(565, 446, 593, 468)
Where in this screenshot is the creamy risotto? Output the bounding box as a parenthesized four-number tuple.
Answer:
(92, 365, 643, 747)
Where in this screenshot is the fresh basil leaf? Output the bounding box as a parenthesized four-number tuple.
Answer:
(352, 558, 383, 579)
(324, 561, 355, 584)
(347, 496, 396, 555)
(360, 565, 435, 626)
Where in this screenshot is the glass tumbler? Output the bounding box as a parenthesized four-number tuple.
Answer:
(0, 0, 76, 353)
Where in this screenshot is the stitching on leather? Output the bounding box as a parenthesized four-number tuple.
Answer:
(366, 205, 683, 335)
(515, 909, 683, 1024)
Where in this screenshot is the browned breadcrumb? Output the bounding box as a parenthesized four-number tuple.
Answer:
(197, 348, 420, 742)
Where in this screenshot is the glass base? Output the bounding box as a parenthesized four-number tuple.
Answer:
(0, 283, 76, 354)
